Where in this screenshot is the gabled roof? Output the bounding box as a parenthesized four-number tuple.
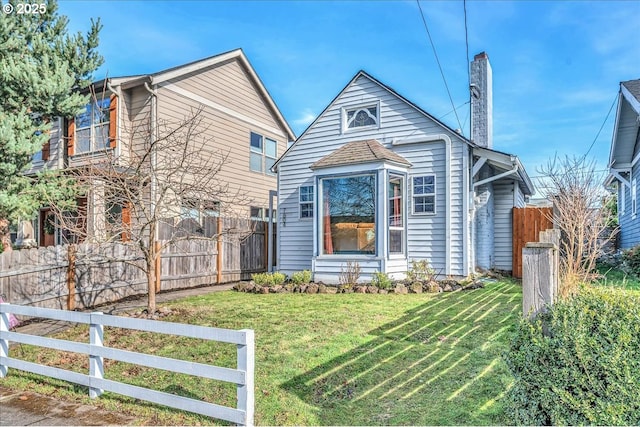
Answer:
(104, 48, 296, 141)
(273, 70, 473, 171)
(311, 139, 412, 170)
(608, 78, 640, 169)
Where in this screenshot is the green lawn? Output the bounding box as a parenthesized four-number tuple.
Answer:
(2, 281, 523, 425)
(595, 265, 640, 291)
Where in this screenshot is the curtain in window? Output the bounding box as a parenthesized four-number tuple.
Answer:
(323, 196, 333, 254)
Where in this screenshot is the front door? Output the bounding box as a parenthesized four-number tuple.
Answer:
(39, 208, 56, 247)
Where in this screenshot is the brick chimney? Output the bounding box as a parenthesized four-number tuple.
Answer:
(470, 52, 493, 148)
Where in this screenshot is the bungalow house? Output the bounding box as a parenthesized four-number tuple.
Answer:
(17, 48, 295, 247)
(274, 52, 534, 283)
(606, 79, 640, 249)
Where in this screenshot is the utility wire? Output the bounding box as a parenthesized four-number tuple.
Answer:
(463, 0, 471, 136)
(583, 94, 618, 158)
(438, 100, 470, 120)
(416, 0, 463, 132)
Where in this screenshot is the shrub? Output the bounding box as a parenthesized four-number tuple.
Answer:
(371, 271, 393, 289)
(621, 244, 640, 277)
(504, 286, 640, 425)
(290, 270, 312, 285)
(251, 271, 286, 287)
(339, 261, 361, 286)
(406, 259, 436, 282)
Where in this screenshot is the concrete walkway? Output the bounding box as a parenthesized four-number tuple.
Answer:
(0, 283, 236, 426)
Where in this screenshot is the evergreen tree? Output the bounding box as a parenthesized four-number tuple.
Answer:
(0, 0, 103, 250)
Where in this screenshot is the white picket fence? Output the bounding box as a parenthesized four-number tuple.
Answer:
(0, 303, 254, 426)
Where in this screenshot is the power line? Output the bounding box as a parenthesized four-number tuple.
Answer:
(463, 0, 471, 137)
(438, 100, 470, 120)
(583, 94, 618, 158)
(416, 0, 463, 132)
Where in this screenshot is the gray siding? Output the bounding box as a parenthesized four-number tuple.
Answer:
(619, 162, 640, 249)
(277, 74, 468, 276)
(493, 181, 516, 271)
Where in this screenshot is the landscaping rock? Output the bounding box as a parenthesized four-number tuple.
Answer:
(409, 283, 423, 294)
(325, 286, 338, 294)
(425, 281, 440, 293)
(339, 285, 354, 294)
(318, 284, 328, 294)
(276, 286, 289, 293)
(394, 284, 408, 294)
(378, 289, 388, 294)
(299, 285, 308, 293)
(306, 284, 319, 294)
(259, 286, 269, 294)
(355, 286, 367, 293)
(271, 285, 282, 293)
(366, 286, 379, 294)
(443, 283, 453, 292)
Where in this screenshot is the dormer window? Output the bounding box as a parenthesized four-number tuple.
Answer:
(343, 103, 379, 132)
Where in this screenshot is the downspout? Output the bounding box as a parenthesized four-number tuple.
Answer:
(106, 82, 121, 158)
(393, 134, 451, 275)
(144, 81, 158, 241)
(462, 144, 469, 276)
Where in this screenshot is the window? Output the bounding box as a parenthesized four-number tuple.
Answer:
(250, 206, 265, 220)
(179, 198, 220, 236)
(412, 175, 436, 214)
(388, 173, 404, 254)
(299, 185, 314, 219)
(249, 132, 277, 175)
(75, 98, 110, 154)
(343, 103, 379, 131)
(321, 174, 376, 255)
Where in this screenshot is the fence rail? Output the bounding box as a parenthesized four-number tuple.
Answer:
(0, 303, 255, 426)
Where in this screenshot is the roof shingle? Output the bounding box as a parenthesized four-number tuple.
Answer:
(310, 139, 411, 170)
(622, 79, 640, 103)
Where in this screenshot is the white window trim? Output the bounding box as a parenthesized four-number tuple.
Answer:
(250, 131, 278, 175)
(411, 174, 437, 215)
(388, 172, 405, 255)
(299, 185, 314, 220)
(341, 101, 381, 134)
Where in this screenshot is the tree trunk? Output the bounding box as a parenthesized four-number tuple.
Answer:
(0, 218, 12, 253)
(147, 257, 157, 314)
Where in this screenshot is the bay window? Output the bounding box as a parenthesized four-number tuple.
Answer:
(321, 174, 376, 255)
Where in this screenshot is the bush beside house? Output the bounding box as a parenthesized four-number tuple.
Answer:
(504, 286, 640, 425)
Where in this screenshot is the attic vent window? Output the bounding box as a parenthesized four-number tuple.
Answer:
(344, 104, 379, 131)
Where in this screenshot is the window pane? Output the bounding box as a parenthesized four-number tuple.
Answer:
(265, 157, 276, 175)
(95, 124, 109, 149)
(94, 98, 110, 124)
(301, 203, 313, 218)
(265, 138, 277, 158)
(76, 105, 92, 128)
(75, 128, 91, 153)
(347, 106, 377, 128)
(414, 195, 435, 214)
(322, 174, 376, 255)
(390, 230, 403, 254)
(300, 186, 313, 202)
(388, 175, 403, 227)
(250, 152, 263, 172)
(250, 207, 263, 219)
(250, 132, 263, 152)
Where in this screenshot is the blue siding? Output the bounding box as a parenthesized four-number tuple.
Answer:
(619, 163, 640, 248)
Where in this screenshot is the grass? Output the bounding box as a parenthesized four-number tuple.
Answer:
(2, 280, 523, 425)
(595, 264, 640, 291)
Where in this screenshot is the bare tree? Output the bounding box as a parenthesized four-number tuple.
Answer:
(537, 155, 616, 296)
(47, 105, 252, 313)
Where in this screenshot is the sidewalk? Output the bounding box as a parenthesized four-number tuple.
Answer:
(0, 283, 236, 426)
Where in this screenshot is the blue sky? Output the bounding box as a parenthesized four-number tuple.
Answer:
(58, 0, 640, 183)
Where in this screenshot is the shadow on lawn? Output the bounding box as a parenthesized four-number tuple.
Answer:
(281, 282, 522, 425)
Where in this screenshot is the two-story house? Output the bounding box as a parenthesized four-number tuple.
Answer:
(17, 48, 295, 247)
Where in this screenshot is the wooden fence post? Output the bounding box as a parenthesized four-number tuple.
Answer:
(522, 242, 558, 318)
(539, 229, 561, 298)
(217, 216, 223, 284)
(154, 241, 161, 293)
(67, 245, 77, 311)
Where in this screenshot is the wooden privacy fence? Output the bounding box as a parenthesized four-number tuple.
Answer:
(0, 219, 277, 309)
(512, 207, 554, 278)
(0, 303, 255, 426)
